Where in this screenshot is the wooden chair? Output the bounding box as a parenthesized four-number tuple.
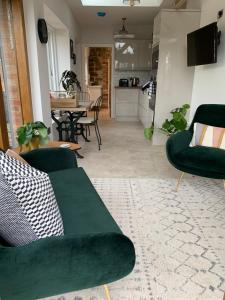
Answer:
(77, 96, 103, 150)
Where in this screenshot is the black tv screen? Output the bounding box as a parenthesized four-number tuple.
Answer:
(187, 22, 218, 67)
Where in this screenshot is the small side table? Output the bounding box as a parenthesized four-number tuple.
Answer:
(14, 141, 84, 159)
(46, 141, 83, 159)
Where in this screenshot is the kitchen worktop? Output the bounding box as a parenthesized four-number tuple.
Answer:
(115, 86, 141, 89)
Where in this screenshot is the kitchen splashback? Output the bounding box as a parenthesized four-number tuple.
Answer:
(113, 70, 153, 87)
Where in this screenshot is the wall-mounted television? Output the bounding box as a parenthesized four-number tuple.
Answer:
(187, 22, 219, 67)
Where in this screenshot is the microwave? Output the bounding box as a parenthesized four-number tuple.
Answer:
(119, 79, 129, 87)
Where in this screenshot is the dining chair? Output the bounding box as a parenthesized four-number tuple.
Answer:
(77, 96, 103, 150)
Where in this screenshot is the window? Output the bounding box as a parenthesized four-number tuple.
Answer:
(47, 26, 59, 91)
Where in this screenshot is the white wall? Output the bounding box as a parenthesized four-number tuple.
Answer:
(161, 0, 201, 9)
(23, 0, 81, 129)
(55, 29, 71, 86)
(154, 10, 200, 128)
(81, 24, 153, 45)
(23, 0, 51, 127)
(190, 0, 225, 119)
(43, 0, 81, 76)
(186, 0, 201, 9)
(82, 26, 114, 45)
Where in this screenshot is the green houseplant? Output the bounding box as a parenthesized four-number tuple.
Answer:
(17, 121, 49, 151)
(60, 70, 81, 94)
(144, 124, 154, 140)
(161, 104, 190, 136)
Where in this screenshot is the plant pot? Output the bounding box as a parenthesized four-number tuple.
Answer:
(29, 137, 40, 150)
(20, 137, 40, 152)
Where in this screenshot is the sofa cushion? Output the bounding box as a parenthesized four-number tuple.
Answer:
(190, 122, 225, 149)
(49, 167, 121, 235)
(176, 146, 225, 178)
(0, 152, 64, 246)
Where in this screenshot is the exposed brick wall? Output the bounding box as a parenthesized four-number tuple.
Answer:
(88, 47, 112, 108)
(0, 0, 23, 145)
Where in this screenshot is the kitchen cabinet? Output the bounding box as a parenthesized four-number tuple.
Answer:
(114, 39, 152, 71)
(152, 13, 161, 47)
(115, 88, 139, 121)
(138, 91, 153, 128)
(115, 88, 153, 125)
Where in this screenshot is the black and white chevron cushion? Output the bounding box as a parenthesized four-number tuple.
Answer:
(0, 151, 64, 246)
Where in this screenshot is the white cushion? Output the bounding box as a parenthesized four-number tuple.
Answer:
(78, 117, 94, 124)
(0, 152, 64, 246)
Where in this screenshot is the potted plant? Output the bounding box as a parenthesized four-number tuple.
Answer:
(60, 70, 81, 95)
(17, 121, 49, 151)
(161, 104, 190, 136)
(144, 124, 154, 140)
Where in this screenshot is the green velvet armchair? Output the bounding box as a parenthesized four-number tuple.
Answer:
(0, 148, 136, 300)
(166, 104, 225, 190)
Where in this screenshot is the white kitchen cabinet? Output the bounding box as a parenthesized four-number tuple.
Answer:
(137, 40, 152, 70)
(152, 13, 161, 47)
(115, 39, 151, 71)
(115, 88, 139, 121)
(138, 91, 153, 128)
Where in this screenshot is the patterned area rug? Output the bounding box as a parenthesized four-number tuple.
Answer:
(43, 177, 225, 300)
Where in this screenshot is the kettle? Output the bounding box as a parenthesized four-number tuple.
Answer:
(130, 77, 140, 87)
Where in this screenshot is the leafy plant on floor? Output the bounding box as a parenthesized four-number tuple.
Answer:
(161, 104, 190, 136)
(17, 122, 49, 148)
(60, 70, 81, 94)
(144, 124, 154, 140)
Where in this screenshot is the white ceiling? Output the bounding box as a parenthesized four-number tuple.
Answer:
(66, 0, 175, 27)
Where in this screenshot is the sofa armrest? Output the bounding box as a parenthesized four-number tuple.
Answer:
(166, 130, 193, 156)
(21, 148, 78, 173)
(0, 232, 135, 300)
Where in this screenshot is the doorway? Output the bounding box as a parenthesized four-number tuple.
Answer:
(84, 47, 112, 119)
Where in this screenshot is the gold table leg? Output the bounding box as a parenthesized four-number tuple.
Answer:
(176, 172, 184, 192)
(223, 180, 225, 191)
(103, 285, 112, 300)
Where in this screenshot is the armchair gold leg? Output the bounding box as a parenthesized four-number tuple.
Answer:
(176, 172, 184, 192)
(223, 180, 225, 191)
(103, 284, 112, 300)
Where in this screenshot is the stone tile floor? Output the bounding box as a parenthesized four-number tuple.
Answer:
(78, 118, 178, 179)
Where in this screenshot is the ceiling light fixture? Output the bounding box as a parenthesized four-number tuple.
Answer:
(113, 18, 135, 39)
(123, 0, 140, 6)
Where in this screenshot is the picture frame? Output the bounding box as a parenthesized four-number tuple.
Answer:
(70, 39, 74, 59)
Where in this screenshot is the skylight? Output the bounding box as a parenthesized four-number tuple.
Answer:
(81, 0, 163, 6)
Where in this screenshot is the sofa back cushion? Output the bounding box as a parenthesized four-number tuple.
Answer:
(0, 152, 64, 246)
(190, 104, 225, 131)
(6, 149, 28, 165)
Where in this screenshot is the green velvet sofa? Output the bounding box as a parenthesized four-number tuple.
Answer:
(166, 104, 225, 179)
(0, 148, 135, 300)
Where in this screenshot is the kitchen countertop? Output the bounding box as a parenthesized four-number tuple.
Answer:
(115, 86, 142, 89)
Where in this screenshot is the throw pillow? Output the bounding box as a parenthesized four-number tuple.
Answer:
(6, 149, 28, 165)
(190, 122, 225, 149)
(0, 152, 64, 246)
